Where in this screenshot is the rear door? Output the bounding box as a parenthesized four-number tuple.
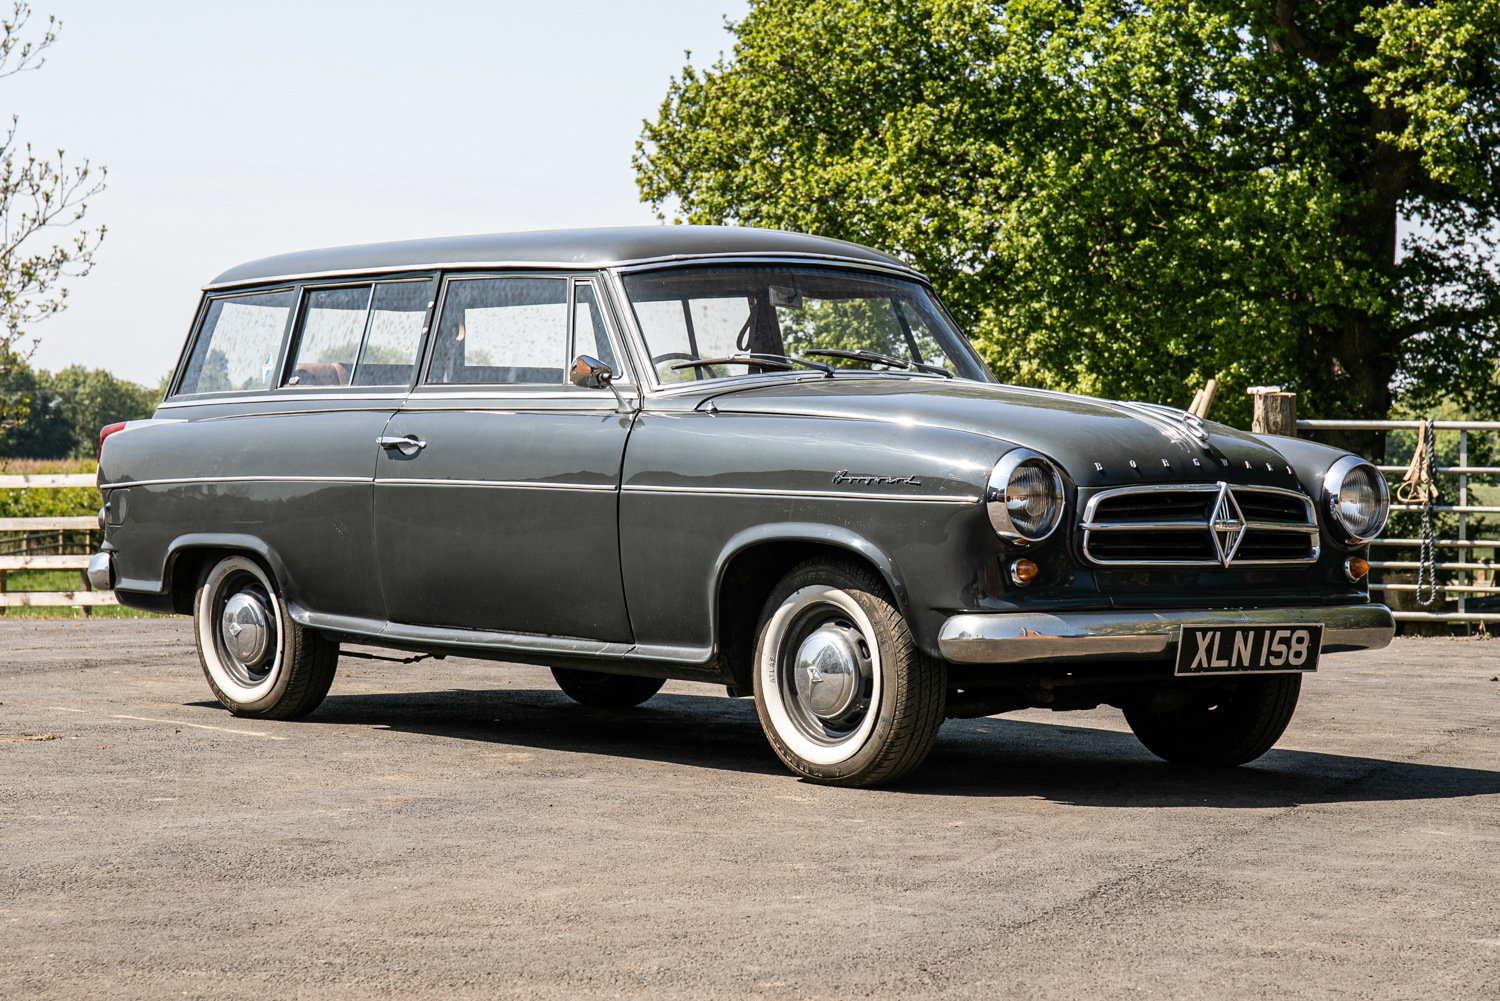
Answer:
(373, 274, 635, 641)
(129, 276, 435, 622)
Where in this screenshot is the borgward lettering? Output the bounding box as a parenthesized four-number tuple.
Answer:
(832, 470, 921, 486)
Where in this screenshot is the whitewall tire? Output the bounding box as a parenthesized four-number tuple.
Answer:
(753, 558, 946, 786)
(194, 554, 339, 719)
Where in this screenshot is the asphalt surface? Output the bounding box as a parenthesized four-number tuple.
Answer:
(2, 619, 1498, 1000)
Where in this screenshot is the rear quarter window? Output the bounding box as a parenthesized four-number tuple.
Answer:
(176, 289, 295, 395)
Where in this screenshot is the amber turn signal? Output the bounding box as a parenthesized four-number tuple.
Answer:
(1344, 556, 1370, 582)
(1010, 558, 1039, 587)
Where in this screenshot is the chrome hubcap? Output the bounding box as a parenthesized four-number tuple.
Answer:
(790, 619, 871, 731)
(219, 588, 273, 678)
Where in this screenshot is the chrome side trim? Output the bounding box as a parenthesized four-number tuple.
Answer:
(99, 475, 373, 489)
(376, 478, 617, 491)
(160, 392, 411, 407)
(937, 604, 1395, 665)
(622, 483, 980, 504)
(285, 605, 714, 666)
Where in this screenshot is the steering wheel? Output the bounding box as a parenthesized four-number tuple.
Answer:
(652, 352, 696, 366)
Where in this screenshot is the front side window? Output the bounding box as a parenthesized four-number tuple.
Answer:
(175, 289, 295, 395)
(425, 277, 567, 385)
(622, 265, 991, 385)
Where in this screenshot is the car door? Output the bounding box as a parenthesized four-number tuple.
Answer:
(373, 274, 635, 641)
(133, 280, 433, 622)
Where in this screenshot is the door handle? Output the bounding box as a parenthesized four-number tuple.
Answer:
(377, 435, 426, 456)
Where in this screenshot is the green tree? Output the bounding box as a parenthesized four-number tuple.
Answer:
(46, 364, 160, 455)
(0, 363, 158, 458)
(635, 1, 1500, 446)
(0, 3, 106, 433)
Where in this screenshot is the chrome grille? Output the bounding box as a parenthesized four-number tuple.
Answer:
(1081, 482, 1319, 567)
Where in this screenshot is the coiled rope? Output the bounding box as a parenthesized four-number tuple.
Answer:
(1396, 419, 1441, 607)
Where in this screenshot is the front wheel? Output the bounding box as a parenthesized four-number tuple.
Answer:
(194, 554, 339, 719)
(753, 558, 946, 787)
(1123, 673, 1302, 766)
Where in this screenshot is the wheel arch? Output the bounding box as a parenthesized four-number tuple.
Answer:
(159, 534, 292, 616)
(709, 523, 907, 693)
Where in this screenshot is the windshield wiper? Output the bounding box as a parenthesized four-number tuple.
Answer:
(910, 360, 953, 378)
(803, 348, 909, 369)
(803, 347, 954, 378)
(670, 353, 835, 377)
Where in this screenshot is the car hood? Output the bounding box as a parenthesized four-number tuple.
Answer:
(700, 377, 1315, 491)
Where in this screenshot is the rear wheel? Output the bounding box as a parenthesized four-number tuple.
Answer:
(1124, 673, 1302, 766)
(551, 668, 665, 708)
(194, 554, 339, 719)
(753, 558, 946, 787)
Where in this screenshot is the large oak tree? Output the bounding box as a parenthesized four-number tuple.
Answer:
(636, 1, 1500, 441)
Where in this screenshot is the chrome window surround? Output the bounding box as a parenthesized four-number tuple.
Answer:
(1320, 455, 1391, 546)
(985, 448, 1066, 545)
(1079, 482, 1320, 567)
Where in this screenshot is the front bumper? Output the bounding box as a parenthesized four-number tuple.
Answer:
(938, 604, 1394, 665)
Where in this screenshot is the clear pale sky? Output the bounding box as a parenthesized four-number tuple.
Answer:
(5, 1, 746, 384)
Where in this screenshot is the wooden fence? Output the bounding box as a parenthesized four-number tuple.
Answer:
(0, 473, 114, 611)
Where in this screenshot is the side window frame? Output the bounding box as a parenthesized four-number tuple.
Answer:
(276, 272, 439, 393)
(417, 271, 580, 389)
(169, 284, 298, 400)
(279, 281, 372, 390)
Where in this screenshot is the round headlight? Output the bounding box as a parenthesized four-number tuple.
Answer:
(986, 449, 1065, 544)
(1321, 455, 1389, 544)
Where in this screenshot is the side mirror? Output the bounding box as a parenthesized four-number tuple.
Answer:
(570, 355, 614, 389)
(570, 354, 635, 414)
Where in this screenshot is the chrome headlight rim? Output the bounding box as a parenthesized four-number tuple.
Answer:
(1321, 455, 1389, 546)
(986, 448, 1066, 545)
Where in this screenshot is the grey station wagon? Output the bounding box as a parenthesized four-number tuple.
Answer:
(91, 226, 1394, 787)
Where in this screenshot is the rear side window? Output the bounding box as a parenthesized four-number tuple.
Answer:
(288, 286, 369, 386)
(285, 279, 433, 388)
(426, 277, 567, 385)
(176, 290, 295, 395)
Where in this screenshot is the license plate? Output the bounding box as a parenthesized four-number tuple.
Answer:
(1174, 623, 1322, 676)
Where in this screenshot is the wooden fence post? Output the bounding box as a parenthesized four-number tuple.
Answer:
(1249, 388, 1297, 435)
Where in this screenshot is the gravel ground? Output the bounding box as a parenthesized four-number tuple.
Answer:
(2, 619, 1498, 999)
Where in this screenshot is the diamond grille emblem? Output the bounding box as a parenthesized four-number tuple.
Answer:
(1210, 482, 1247, 566)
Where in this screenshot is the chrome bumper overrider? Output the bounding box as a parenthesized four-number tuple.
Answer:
(937, 604, 1394, 665)
(87, 551, 112, 591)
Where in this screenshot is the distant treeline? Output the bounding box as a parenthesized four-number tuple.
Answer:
(0, 363, 167, 459)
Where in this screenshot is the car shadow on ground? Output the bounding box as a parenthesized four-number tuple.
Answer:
(241, 687, 1500, 808)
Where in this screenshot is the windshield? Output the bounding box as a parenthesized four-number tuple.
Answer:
(622, 265, 992, 385)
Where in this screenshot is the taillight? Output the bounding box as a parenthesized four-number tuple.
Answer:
(98, 422, 127, 460)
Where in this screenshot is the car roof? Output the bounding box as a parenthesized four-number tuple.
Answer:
(206, 225, 918, 289)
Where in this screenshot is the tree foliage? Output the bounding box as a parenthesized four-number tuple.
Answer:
(636, 0, 1500, 435)
(0, 361, 161, 458)
(0, 3, 105, 433)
